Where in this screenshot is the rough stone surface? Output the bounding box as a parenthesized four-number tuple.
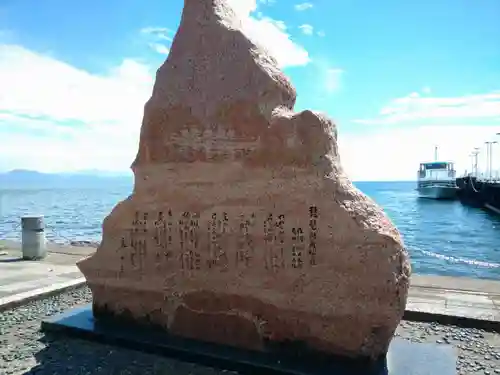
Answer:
(77, 0, 411, 359)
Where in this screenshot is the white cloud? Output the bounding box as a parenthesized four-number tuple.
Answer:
(227, 0, 310, 68)
(146, 3, 311, 69)
(299, 24, 314, 35)
(2, 45, 495, 181)
(325, 68, 343, 93)
(355, 90, 500, 125)
(0, 0, 310, 173)
(422, 86, 431, 94)
(0, 45, 152, 125)
(138, 4, 310, 68)
(0, 44, 153, 172)
(339, 125, 500, 181)
(140, 27, 173, 42)
(341, 88, 500, 180)
(309, 59, 344, 95)
(316, 30, 326, 37)
(0, 1, 312, 175)
(226, 0, 258, 17)
(294, 2, 313, 11)
(149, 43, 170, 55)
(244, 17, 309, 67)
(141, 27, 173, 55)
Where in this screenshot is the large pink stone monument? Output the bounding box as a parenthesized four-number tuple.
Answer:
(78, 0, 411, 359)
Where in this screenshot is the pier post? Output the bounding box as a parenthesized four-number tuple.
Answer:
(21, 215, 47, 260)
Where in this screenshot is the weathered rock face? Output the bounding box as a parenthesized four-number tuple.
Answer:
(78, 0, 411, 359)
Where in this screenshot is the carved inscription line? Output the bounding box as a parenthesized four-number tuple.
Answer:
(309, 206, 318, 266)
(168, 126, 261, 161)
(118, 207, 319, 273)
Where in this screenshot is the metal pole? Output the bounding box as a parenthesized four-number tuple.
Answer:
(473, 147, 480, 177)
(489, 142, 494, 180)
(477, 149, 480, 177)
(491, 142, 493, 180)
(488, 142, 491, 180)
(497, 133, 500, 180)
(475, 151, 478, 177)
(485, 142, 491, 180)
(492, 141, 498, 181)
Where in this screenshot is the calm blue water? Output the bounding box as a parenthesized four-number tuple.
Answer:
(1, 180, 499, 279)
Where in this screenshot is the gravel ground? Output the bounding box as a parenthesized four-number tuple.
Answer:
(1, 286, 499, 375)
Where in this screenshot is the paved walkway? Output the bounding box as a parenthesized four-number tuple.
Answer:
(1, 240, 499, 328)
(0, 240, 94, 310)
(407, 274, 500, 328)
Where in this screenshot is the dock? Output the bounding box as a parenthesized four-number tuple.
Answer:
(406, 274, 500, 330)
(1, 240, 499, 329)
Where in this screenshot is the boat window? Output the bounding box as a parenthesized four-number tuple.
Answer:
(424, 162, 448, 170)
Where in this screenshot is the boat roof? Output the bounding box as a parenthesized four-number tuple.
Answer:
(420, 161, 454, 165)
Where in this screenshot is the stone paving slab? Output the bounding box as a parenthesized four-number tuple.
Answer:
(411, 274, 500, 294)
(407, 274, 500, 327)
(0, 278, 86, 312)
(0, 243, 93, 311)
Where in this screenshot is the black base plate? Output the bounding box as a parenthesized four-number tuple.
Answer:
(41, 305, 457, 375)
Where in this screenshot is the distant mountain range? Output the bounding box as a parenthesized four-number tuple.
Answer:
(0, 169, 133, 187)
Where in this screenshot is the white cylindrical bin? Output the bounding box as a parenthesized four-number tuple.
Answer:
(21, 215, 47, 260)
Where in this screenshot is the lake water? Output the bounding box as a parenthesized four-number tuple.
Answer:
(1, 180, 499, 279)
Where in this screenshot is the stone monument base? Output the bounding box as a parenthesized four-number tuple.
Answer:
(41, 305, 457, 375)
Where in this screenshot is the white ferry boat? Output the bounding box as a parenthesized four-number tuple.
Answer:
(417, 148, 458, 199)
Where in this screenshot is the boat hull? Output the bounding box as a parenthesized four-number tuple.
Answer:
(417, 186, 457, 200)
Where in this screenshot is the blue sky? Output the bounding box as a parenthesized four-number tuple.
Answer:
(0, 0, 499, 180)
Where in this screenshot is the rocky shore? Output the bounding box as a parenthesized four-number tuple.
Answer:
(0, 286, 498, 375)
